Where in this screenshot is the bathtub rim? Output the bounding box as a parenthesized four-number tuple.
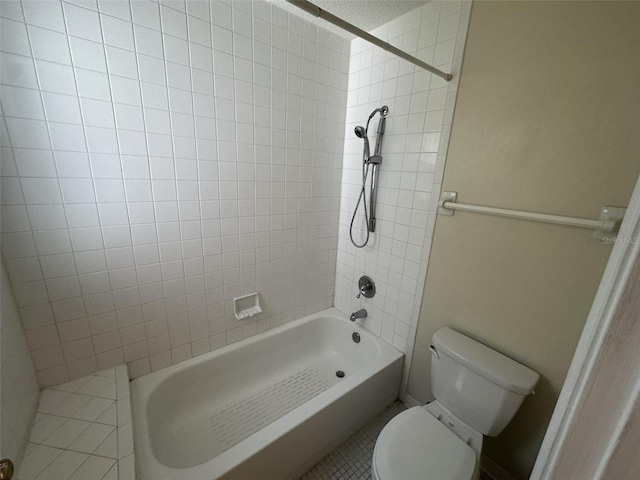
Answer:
(131, 307, 403, 480)
(132, 307, 387, 395)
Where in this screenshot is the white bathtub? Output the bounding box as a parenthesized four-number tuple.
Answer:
(131, 307, 403, 480)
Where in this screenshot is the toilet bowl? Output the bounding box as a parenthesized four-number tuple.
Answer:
(372, 404, 480, 480)
(372, 327, 539, 480)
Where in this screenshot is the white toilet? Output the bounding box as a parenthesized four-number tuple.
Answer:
(372, 327, 540, 480)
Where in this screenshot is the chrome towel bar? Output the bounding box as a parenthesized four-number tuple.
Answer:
(438, 191, 626, 241)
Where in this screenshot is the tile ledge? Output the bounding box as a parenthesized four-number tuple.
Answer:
(16, 365, 135, 480)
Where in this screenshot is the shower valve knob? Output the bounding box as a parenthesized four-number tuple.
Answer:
(356, 275, 375, 299)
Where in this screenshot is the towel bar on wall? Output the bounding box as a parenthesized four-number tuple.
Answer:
(438, 191, 626, 242)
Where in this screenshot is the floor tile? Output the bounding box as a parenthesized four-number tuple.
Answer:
(93, 429, 118, 459)
(16, 444, 63, 480)
(115, 369, 129, 399)
(17, 366, 134, 480)
(29, 414, 67, 444)
(116, 398, 132, 426)
(118, 453, 136, 480)
(68, 456, 115, 480)
(117, 425, 134, 458)
(68, 423, 115, 454)
(300, 401, 406, 480)
(42, 418, 92, 449)
(96, 401, 118, 425)
(76, 375, 115, 398)
(96, 367, 117, 378)
(73, 397, 114, 422)
(301, 401, 500, 480)
(38, 390, 71, 414)
(23, 443, 37, 457)
(49, 392, 93, 418)
(35, 450, 88, 480)
(53, 374, 94, 394)
(102, 463, 118, 480)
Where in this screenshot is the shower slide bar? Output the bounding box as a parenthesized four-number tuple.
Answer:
(438, 191, 626, 241)
(284, 0, 453, 81)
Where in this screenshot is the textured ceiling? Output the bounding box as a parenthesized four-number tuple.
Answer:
(268, 0, 429, 37)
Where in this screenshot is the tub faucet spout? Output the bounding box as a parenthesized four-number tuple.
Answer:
(350, 309, 367, 321)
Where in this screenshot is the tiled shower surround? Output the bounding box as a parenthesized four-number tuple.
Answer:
(0, 0, 350, 385)
(1, 0, 471, 391)
(334, 1, 471, 392)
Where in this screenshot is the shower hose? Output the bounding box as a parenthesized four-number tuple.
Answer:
(349, 118, 373, 248)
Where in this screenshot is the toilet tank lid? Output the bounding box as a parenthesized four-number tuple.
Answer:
(432, 328, 540, 395)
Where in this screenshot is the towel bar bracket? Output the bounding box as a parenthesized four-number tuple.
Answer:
(438, 191, 458, 216)
(593, 207, 626, 242)
(438, 191, 626, 242)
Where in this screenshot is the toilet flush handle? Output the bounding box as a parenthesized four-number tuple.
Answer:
(429, 345, 439, 359)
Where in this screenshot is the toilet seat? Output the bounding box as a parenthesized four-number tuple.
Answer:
(372, 406, 477, 480)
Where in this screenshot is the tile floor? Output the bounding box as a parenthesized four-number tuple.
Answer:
(15, 365, 134, 480)
(300, 401, 407, 480)
(301, 401, 496, 480)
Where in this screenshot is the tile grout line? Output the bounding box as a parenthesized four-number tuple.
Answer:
(16, 365, 132, 480)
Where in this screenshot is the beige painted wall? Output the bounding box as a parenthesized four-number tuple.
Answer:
(406, 1, 640, 478)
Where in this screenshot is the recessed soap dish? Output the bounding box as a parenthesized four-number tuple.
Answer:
(233, 293, 262, 320)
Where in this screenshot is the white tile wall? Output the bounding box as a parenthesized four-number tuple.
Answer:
(1, 0, 350, 385)
(0, 261, 40, 468)
(334, 0, 472, 392)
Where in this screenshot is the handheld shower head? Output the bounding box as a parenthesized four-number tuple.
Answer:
(350, 106, 390, 247)
(368, 105, 389, 120)
(354, 125, 370, 161)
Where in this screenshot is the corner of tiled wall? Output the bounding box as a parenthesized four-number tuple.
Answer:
(0, 260, 40, 470)
(15, 365, 135, 480)
(334, 0, 473, 393)
(0, 0, 350, 385)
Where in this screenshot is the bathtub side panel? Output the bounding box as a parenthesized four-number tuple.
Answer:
(221, 356, 404, 480)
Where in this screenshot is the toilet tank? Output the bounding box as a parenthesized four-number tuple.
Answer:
(430, 328, 540, 437)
